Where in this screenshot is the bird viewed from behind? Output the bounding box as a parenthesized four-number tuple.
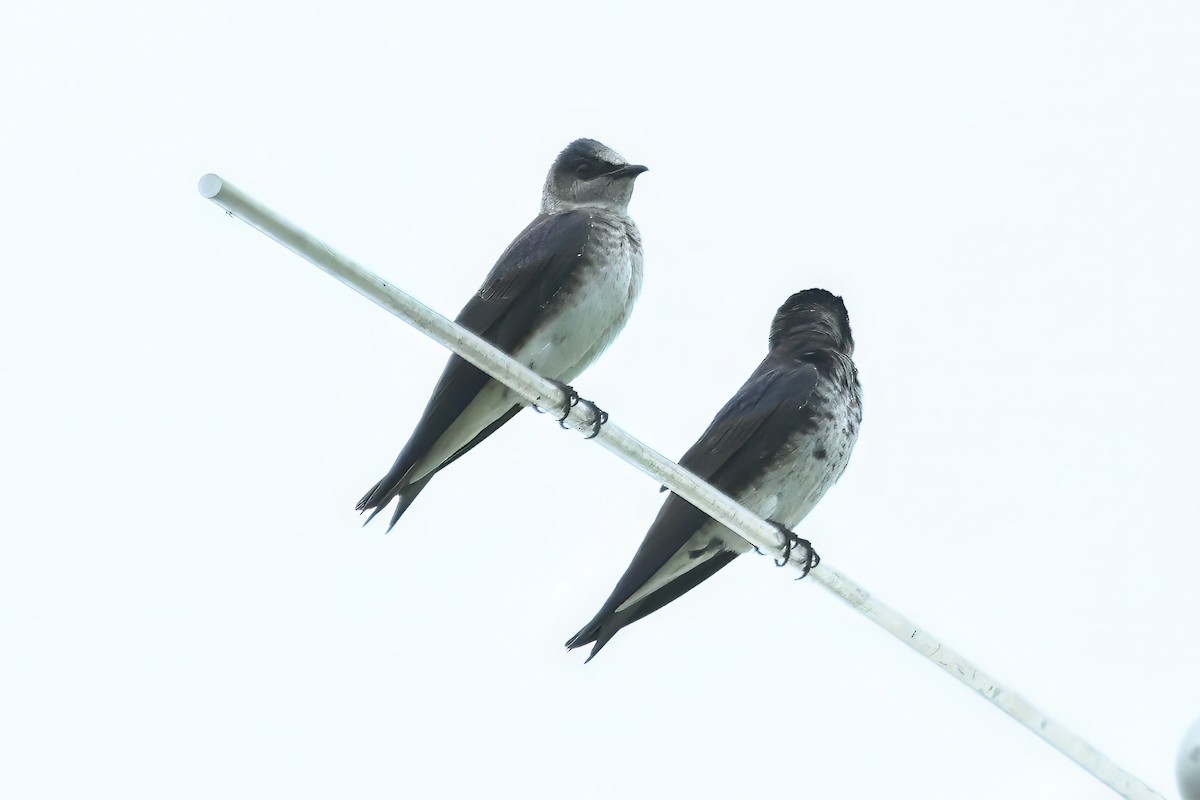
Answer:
(566, 289, 863, 660)
(357, 139, 648, 530)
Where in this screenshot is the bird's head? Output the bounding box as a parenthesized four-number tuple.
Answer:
(542, 138, 648, 214)
(769, 289, 855, 356)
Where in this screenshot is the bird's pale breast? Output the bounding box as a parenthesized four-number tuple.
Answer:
(520, 209, 643, 381)
(406, 211, 642, 482)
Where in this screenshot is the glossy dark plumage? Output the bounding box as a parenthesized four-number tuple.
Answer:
(567, 289, 862, 660)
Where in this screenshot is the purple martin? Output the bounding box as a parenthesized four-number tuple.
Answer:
(566, 289, 862, 660)
(357, 139, 647, 530)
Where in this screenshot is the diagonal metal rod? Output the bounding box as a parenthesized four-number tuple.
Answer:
(198, 173, 1165, 800)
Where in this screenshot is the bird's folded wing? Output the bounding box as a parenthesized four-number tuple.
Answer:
(570, 361, 822, 641)
(359, 211, 592, 508)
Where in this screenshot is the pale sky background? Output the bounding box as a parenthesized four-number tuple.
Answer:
(2, 2, 1199, 798)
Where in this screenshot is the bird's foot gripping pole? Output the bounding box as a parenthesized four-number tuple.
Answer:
(766, 520, 820, 578)
(534, 379, 608, 439)
(578, 399, 608, 439)
(534, 379, 579, 424)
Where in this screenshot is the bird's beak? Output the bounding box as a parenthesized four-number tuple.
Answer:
(605, 164, 649, 179)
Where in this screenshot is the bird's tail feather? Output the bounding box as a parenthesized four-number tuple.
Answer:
(383, 474, 433, 532)
(566, 550, 738, 661)
(356, 481, 384, 513)
(356, 404, 522, 530)
(356, 473, 434, 532)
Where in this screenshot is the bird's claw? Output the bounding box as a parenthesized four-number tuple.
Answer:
(767, 521, 819, 579)
(580, 400, 608, 439)
(534, 380, 607, 438)
(534, 380, 579, 424)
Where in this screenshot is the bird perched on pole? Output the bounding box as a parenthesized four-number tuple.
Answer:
(566, 289, 862, 660)
(358, 139, 648, 530)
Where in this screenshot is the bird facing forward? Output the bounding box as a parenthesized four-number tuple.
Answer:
(566, 289, 862, 660)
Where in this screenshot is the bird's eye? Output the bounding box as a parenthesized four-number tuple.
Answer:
(574, 158, 612, 179)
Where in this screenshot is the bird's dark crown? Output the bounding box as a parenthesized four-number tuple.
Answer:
(554, 138, 622, 180)
(769, 288, 854, 355)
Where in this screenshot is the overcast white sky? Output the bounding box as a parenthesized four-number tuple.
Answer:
(3, 2, 1199, 798)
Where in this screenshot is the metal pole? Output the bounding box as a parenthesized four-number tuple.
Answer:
(199, 173, 1166, 800)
